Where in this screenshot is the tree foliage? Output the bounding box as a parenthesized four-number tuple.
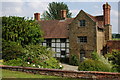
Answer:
(42, 2, 72, 20)
(2, 16, 43, 46)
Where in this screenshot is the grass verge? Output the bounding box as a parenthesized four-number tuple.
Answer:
(2, 69, 59, 78)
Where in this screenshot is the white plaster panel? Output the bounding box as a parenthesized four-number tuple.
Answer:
(61, 43, 65, 47)
(51, 43, 55, 47)
(66, 43, 69, 47)
(56, 48, 60, 52)
(56, 53, 60, 57)
(56, 43, 60, 47)
(66, 54, 69, 57)
(43, 43, 46, 46)
(66, 49, 69, 53)
(66, 39, 69, 42)
(61, 55, 65, 58)
(56, 39, 60, 42)
(61, 48, 65, 51)
(52, 39, 55, 42)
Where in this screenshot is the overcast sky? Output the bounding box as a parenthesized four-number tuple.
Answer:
(1, 0, 119, 33)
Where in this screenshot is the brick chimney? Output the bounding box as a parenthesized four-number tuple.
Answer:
(61, 10, 67, 19)
(103, 2, 111, 25)
(34, 13, 40, 21)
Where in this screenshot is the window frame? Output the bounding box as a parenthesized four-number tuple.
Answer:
(79, 20, 86, 27)
(78, 36, 87, 43)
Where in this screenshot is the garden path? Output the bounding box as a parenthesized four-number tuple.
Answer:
(61, 63, 78, 71)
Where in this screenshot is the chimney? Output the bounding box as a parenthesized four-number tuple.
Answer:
(34, 13, 40, 21)
(103, 2, 111, 25)
(61, 10, 67, 19)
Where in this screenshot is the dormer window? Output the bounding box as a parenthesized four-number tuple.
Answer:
(80, 20, 86, 26)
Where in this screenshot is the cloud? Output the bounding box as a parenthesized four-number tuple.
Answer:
(111, 9, 118, 17)
(2, 2, 24, 16)
(27, 2, 48, 13)
(70, 9, 79, 17)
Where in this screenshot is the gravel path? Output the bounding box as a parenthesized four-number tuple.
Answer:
(61, 63, 78, 71)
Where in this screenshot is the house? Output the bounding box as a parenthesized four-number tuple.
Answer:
(34, 2, 112, 62)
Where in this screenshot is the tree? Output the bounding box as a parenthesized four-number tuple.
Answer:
(42, 2, 72, 20)
(2, 16, 43, 46)
(2, 16, 43, 61)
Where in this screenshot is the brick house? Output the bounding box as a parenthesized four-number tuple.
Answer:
(34, 3, 113, 62)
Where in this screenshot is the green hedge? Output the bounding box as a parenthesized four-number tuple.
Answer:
(78, 59, 111, 72)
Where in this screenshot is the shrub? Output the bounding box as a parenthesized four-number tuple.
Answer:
(78, 52, 113, 72)
(2, 40, 25, 61)
(107, 50, 120, 72)
(3, 44, 61, 69)
(78, 59, 111, 72)
(69, 54, 79, 66)
(91, 51, 112, 71)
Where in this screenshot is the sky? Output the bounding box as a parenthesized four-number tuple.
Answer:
(1, 0, 119, 33)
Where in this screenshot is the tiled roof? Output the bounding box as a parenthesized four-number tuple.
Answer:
(85, 13, 104, 29)
(38, 18, 74, 38)
(38, 10, 104, 39)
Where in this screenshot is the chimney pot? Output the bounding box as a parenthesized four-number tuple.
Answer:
(61, 10, 67, 19)
(34, 13, 40, 21)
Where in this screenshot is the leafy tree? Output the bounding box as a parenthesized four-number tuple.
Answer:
(42, 2, 72, 20)
(2, 16, 43, 46)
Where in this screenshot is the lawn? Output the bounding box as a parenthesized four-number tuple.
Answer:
(1, 69, 89, 80)
(2, 69, 59, 78)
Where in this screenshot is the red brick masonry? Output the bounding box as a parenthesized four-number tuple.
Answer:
(1, 65, 120, 80)
(107, 40, 120, 52)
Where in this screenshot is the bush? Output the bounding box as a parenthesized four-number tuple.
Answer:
(107, 50, 120, 72)
(2, 40, 25, 61)
(78, 52, 113, 72)
(69, 54, 79, 66)
(78, 59, 111, 72)
(3, 44, 61, 69)
(91, 51, 112, 71)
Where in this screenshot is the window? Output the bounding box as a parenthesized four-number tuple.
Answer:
(46, 39, 51, 47)
(61, 51, 66, 55)
(60, 38, 66, 43)
(80, 20, 86, 26)
(78, 36, 87, 43)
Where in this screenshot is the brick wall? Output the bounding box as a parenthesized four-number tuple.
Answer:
(1, 65, 120, 80)
(107, 40, 120, 52)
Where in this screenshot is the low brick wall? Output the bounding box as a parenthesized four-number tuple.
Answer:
(1, 65, 120, 80)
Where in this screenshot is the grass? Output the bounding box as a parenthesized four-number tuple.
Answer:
(1, 69, 89, 80)
(2, 69, 59, 78)
(112, 38, 120, 40)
